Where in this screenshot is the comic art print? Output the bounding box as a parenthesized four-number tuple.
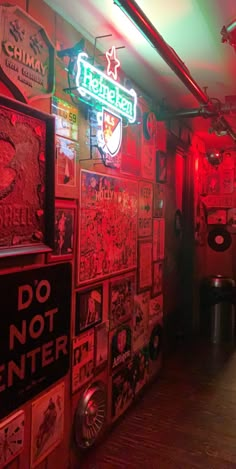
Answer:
(79, 170, 138, 283)
(109, 273, 135, 330)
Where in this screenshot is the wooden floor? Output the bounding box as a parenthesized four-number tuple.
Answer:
(80, 338, 236, 469)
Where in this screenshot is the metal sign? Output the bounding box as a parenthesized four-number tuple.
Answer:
(0, 263, 71, 419)
(0, 5, 55, 102)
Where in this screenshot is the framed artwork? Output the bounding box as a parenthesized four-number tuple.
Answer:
(156, 150, 167, 183)
(109, 273, 135, 330)
(111, 363, 133, 422)
(110, 322, 132, 370)
(75, 285, 103, 334)
(0, 94, 54, 258)
(138, 239, 152, 291)
(141, 144, 156, 181)
(121, 117, 141, 176)
(55, 136, 79, 198)
(51, 96, 79, 141)
(48, 199, 76, 262)
(133, 291, 150, 352)
(138, 181, 153, 237)
(31, 382, 65, 468)
(95, 322, 109, 369)
(72, 330, 94, 393)
(153, 183, 165, 218)
(149, 294, 164, 326)
(0, 410, 24, 467)
(78, 170, 138, 284)
(153, 218, 165, 260)
(152, 261, 164, 296)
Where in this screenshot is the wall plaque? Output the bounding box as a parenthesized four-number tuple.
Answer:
(0, 95, 54, 257)
(0, 263, 71, 420)
(0, 5, 55, 102)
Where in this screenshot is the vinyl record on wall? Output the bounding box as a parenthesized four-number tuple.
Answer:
(149, 324, 163, 361)
(207, 226, 232, 252)
(74, 381, 107, 449)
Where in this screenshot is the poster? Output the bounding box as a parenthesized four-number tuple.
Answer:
(109, 274, 135, 330)
(138, 239, 152, 291)
(0, 263, 71, 420)
(79, 170, 138, 283)
(48, 200, 76, 261)
(55, 136, 79, 198)
(121, 121, 141, 176)
(133, 291, 150, 351)
(149, 295, 163, 326)
(138, 181, 153, 237)
(31, 382, 64, 468)
(201, 194, 233, 208)
(0, 410, 24, 468)
(156, 150, 167, 182)
(152, 261, 164, 296)
(141, 144, 156, 181)
(75, 285, 103, 334)
(153, 218, 165, 260)
(110, 323, 132, 370)
(52, 96, 79, 141)
(111, 363, 133, 422)
(95, 322, 109, 368)
(72, 330, 94, 393)
(131, 347, 149, 395)
(153, 183, 165, 218)
(220, 168, 234, 194)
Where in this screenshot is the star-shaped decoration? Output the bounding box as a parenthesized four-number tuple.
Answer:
(106, 46, 120, 81)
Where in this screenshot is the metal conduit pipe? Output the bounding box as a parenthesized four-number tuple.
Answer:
(114, 0, 210, 106)
(114, 0, 236, 143)
(156, 108, 218, 120)
(156, 102, 236, 120)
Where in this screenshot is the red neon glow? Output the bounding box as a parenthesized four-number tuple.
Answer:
(106, 46, 120, 81)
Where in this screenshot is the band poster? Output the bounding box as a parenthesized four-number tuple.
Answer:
(72, 330, 94, 393)
(78, 170, 138, 283)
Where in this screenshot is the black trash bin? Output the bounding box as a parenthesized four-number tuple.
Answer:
(200, 275, 236, 344)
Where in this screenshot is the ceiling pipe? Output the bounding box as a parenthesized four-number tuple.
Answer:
(156, 108, 217, 120)
(114, 0, 236, 143)
(114, 0, 211, 107)
(157, 102, 236, 120)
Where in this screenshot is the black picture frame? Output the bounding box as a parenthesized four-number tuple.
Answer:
(75, 285, 103, 334)
(0, 94, 55, 257)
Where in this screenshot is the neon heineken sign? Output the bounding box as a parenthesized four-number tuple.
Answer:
(75, 52, 137, 123)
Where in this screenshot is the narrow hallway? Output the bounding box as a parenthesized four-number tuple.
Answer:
(81, 340, 236, 469)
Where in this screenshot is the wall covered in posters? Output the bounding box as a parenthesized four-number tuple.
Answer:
(0, 1, 169, 467)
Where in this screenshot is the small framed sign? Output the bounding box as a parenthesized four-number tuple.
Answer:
(75, 285, 103, 334)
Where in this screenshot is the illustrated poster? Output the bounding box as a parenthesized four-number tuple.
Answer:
(79, 170, 138, 283)
(31, 382, 64, 468)
(141, 144, 156, 181)
(72, 330, 94, 393)
(109, 274, 135, 329)
(138, 181, 153, 237)
(149, 295, 163, 326)
(133, 291, 150, 351)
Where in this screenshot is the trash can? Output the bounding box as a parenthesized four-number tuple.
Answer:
(200, 275, 236, 344)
